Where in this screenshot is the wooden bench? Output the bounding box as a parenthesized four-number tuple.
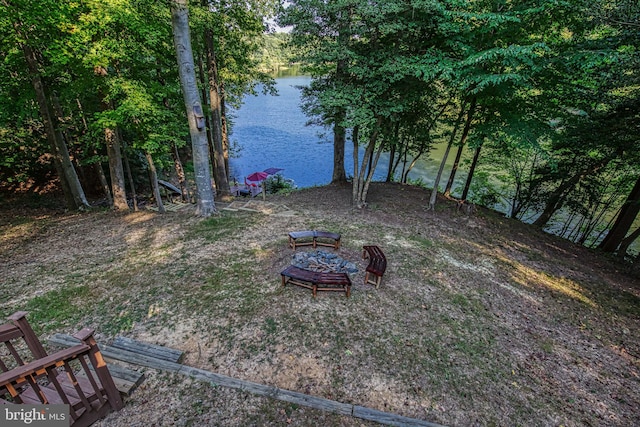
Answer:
(281, 265, 351, 297)
(0, 311, 123, 426)
(288, 230, 341, 250)
(363, 245, 387, 288)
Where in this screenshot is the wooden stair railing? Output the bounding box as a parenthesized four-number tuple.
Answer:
(0, 312, 123, 427)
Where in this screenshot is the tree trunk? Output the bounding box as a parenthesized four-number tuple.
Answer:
(386, 123, 400, 182)
(351, 125, 360, 204)
(121, 137, 138, 211)
(332, 15, 349, 185)
(220, 83, 230, 175)
(94, 63, 129, 211)
(197, 55, 216, 182)
(353, 117, 383, 207)
(145, 152, 166, 214)
(77, 98, 112, 205)
(444, 142, 464, 198)
(95, 161, 113, 206)
(393, 137, 407, 180)
(533, 159, 609, 228)
(461, 143, 482, 201)
(171, 0, 216, 216)
(444, 97, 476, 198)
(172, 143, 191, 203)
(104, 126, 129, 210)
(354, 135, 374, 207)
(599, 175, 640, 252)
(51, 92, 89, 196)
(617, 227, 640, 258)
(359, 139, 384, 207)
(386, 142, 396, 182)
(510, 179, 524, 219)
(204, 27, 231, 196)
(428, 101, 466, 210)
(332, 110, 347, 183)
(401, 151, 424, 183)
(22, 42, 89, 210)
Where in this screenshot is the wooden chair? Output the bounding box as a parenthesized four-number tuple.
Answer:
(0, 311, 123, 427)
(363, 245, 387, 288)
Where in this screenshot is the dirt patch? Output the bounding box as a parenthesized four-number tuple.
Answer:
(1, 182, 639, 426)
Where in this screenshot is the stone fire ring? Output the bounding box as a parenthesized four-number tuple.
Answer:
(291, 249, 358, 275)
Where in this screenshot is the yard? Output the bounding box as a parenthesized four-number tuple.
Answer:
(1, 182, 638, 426)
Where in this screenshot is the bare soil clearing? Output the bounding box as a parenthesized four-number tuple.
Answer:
(1, 182, 638, 426)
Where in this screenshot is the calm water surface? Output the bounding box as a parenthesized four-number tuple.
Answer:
(230, 76, 639, 254)
(229, 76, 336, 187)
(229, 76, 463, 189)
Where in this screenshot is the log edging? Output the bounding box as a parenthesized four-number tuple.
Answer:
(50, 334, 444, 427)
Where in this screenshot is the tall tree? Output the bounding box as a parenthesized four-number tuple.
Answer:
(94, 65, 129, 211)
(1, 0, 90, 210)
(429, 101, 467, 210)
(280, 0, 354, 185)
(204, 33, 231, 196)
(444, 97, 476, 198)
(192, 0, 277, 190)
(103, 118, 129, 210)
(145, 151, 166, 214)
(171, 0, 216, 216)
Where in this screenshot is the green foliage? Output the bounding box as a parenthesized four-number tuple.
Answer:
(0, 0, 638, 255)
(190, 0, 279, 106)
(468, 171, 502, 210)
(264, 174, 296, 194)
(255, 33, 299, 73)
(0, 0, 278, 197)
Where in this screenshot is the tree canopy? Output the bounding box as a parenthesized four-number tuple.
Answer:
(277, 0, 640, 257)
(1, 0, 639, 257)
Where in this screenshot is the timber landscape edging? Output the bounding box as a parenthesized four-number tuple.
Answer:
(50, 334, 445, 427)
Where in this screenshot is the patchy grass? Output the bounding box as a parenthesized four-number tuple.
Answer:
(24, 285, 91, 333)
(1, 182, 639, 427)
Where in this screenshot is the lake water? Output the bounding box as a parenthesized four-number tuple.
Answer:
(229, 75, 465, 190)
(228, 76, 638, 254)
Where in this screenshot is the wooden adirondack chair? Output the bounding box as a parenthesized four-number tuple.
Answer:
(0, 312, 123, 427)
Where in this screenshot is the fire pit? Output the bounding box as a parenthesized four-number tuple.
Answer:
(291, 250, 358, 275)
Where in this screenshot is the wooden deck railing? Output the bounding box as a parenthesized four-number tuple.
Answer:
(0, 312, 123, 427)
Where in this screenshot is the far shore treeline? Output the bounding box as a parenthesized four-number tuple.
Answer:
(0, 1, 638, 261)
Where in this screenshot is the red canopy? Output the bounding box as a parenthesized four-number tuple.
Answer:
(246, 171, 269, 182)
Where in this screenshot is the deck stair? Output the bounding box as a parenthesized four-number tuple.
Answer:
(1, 312, 124, 427)
(48, 334, 185, 396)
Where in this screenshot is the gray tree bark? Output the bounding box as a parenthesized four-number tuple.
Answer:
(171, 0, 216, 216)
(352, 118, 384, 208)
